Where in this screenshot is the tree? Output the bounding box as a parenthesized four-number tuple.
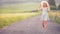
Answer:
(48, 0, 56, 6)
(48, 0, 56, 10)
(58, 4, 60, 10)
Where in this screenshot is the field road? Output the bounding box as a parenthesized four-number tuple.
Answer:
(0, 15, 60, 34)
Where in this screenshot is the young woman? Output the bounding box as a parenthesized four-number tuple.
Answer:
(40, 1, 50, 29)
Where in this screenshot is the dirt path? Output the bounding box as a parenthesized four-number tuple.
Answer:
(0, 16, 60, 34)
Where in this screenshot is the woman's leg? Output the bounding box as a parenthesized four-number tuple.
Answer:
(42, 20, 47, 29)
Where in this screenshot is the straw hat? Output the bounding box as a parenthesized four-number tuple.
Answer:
(40, 1, 49, 8)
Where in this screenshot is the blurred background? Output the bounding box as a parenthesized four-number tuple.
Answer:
(0, 0, 60, 13)
(0, 0, 60, 28)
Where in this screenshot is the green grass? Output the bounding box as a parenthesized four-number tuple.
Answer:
(49, 11, 60, 24)
(0, 3, 40, 13)
(0, 3, 40, 28)
(0, 13, 39, 28)
(55, 17, 60, 24)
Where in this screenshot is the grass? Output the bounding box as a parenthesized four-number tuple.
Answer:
(0, 2, 41, 28)
(55, 17, 60, 24)
(49, 11, 60, 24)
(0, 2, 40, 28)
(0, 13, 39, 28)
(0, 3, 40, 13)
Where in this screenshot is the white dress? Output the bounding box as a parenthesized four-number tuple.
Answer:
(41, 7, 48, 21)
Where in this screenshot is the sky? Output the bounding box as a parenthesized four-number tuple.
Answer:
(0, 0, 47, 2)
(0, 0, 60, 4)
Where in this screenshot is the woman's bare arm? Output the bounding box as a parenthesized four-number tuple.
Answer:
(38, 6, 42, 13)
(48, 5, 50, 12)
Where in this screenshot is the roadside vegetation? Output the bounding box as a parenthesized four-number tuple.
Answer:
(0, 13, 39, 28)
(49, 11, 60, 24)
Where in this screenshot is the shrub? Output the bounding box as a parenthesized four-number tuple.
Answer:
(58, 4, 60, 10)
(50, 6, 57, 10)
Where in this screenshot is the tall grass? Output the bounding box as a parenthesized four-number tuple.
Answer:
(49, 11, 60, 24)
(0, 13, 39, 28)
(0, 3, 40, 28)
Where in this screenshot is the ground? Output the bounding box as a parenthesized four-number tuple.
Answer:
(0, 15, 60, 34)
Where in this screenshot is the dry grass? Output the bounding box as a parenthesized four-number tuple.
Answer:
(0, 13, 38, 18)
(49, 11, 60, 24)
(0, 13, 39, 28)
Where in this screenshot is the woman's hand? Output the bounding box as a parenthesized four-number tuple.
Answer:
(38, 8, 42, 12)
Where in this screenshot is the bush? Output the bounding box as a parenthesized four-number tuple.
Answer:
(58, 5, 60, 10)
(50, 6, 57, 10)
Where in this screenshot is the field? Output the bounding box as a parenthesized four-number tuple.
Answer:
(0, 3, 40, 13)
(0, 2, 41, 28)
(0, 2, 60, 29)
(0, 13, 39, 28)
(49, 11, 60, 24)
